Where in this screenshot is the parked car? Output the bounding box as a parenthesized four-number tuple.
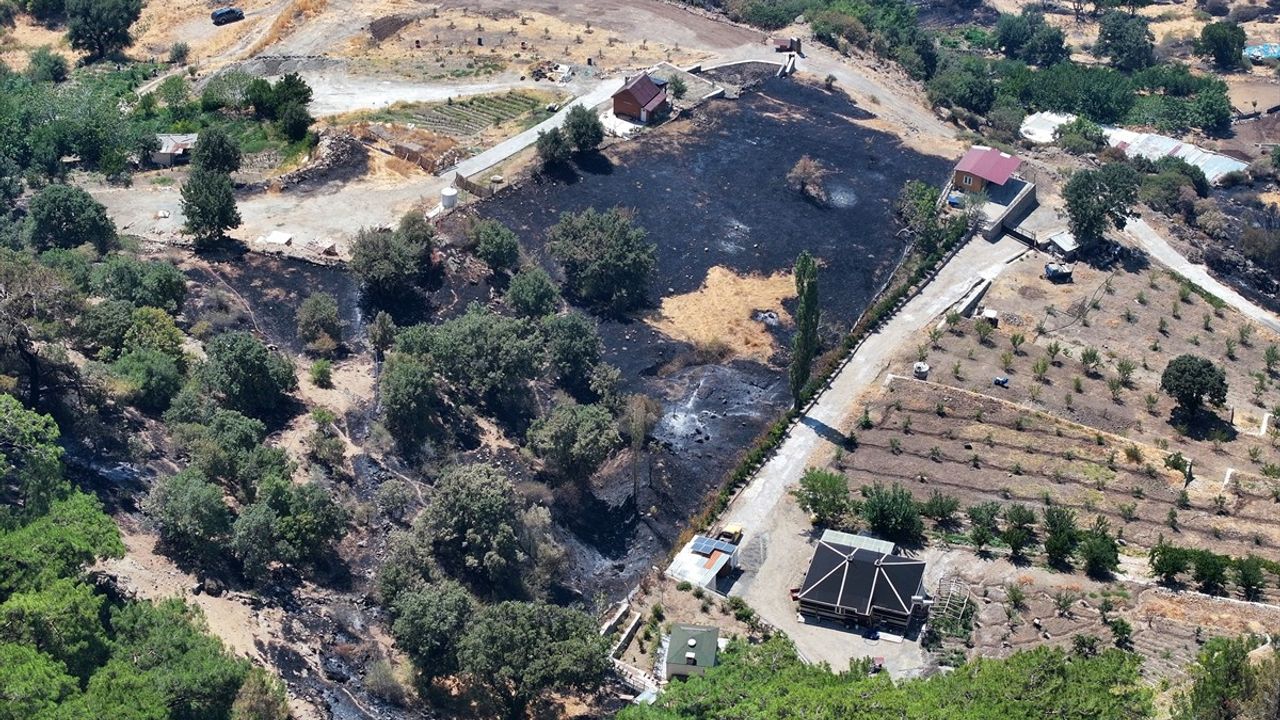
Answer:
(211, 7, 244, 25)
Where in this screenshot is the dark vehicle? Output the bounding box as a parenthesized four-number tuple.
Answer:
(211, 7, 244, 25)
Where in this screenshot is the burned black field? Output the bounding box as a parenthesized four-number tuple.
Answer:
(469, 77, 953, 595)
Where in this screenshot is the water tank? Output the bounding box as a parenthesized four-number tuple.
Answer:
(441, 186, 459, 209)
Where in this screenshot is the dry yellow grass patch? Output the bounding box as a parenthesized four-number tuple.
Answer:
(648, 266, 795, 365)
(1259, 190, 1280, 208)
(0, 18, 75, 69)
(247, 0, 327, 56)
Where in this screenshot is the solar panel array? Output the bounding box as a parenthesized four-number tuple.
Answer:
(690, 535, 737, 557)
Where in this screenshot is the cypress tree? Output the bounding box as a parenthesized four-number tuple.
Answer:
(789, 251, 819, 411)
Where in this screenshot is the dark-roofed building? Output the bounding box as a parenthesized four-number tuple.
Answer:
(796, 530, 928, 630)
(953, 145, 1022, 193)
(664, 624, 719, 680)
(612, 72, 669, 123)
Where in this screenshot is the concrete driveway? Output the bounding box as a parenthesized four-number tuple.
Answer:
(719, 235, 1027, 675)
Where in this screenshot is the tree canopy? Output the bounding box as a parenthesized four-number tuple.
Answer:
(66, 0, 142, 60)
(1094, 11, 1154, 72)
(547, 207, 656, 315)
(198, 332, 297, 420)
(350, 213, 434, 302)
(1195, 22, 1246, 69)
(418, 463, 525, 591)
(1064, 164, 1139, 252)
(563, 105, 605, 152)
(27, 183, 117, 254)
(457, 600, 609, 717)
(621, 635, 1151, 720)
(1160, 354, 1227, 413)
(181, 169, 241, 249)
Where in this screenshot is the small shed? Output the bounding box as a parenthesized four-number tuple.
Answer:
(1042, 229, 1078, 261)
(664, 625, 719, 680)
(666, 534, 739, 592)
(152, 133, 199, 167)
(772, 37, 801, 53)
(612, 73, 669, 123)
(953, 145, 1021, 193)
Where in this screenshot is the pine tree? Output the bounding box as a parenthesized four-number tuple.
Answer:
(789, 251, 819, 411)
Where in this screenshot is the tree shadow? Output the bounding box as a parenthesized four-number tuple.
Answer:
(801, 416, 849, 447)
(573, 150, 615, 176)
(1169, 406, 1238, 442)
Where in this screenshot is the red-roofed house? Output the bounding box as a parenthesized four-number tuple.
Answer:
(953, 145, 1022, 193)
(612, 73, 669, 123)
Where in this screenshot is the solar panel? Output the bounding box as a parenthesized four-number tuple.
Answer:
(690, 535, 737, 557)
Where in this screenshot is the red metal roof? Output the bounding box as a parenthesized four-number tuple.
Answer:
(614, 73, 665, 109)
(955, 146, 1022, 186)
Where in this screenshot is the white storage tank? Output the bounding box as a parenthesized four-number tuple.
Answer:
(441, 186, 459, 209)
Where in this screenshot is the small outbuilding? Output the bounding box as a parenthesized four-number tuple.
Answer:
(666, 534, 739, 593)
(612, 73, 669, 123)
(795, 529, 928, 631)
(953, 145, 1022, 193)
(151, 133, 200, 167)
(664, 624, 719, 680)
(772, 37, 801, 53)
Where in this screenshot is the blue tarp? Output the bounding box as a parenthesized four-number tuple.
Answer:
(1245, 44, 1280, 61)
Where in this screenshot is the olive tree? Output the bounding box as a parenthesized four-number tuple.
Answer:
(547, 207, 655, 315)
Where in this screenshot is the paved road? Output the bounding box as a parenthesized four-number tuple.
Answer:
(447, 77, 626, 179)
(1124, 217, 1280, 335)
(721, 235, 1028, 541)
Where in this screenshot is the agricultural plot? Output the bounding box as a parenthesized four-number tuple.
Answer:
(362, 91, 556, 138)
(825, 253, 1280, 602)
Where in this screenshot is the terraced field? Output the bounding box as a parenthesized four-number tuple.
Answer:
(389, 91, 554, 138)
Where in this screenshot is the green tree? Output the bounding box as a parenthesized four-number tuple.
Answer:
(1063, 164, 1139, 253)
(0, 394, 66, 516)
(0, 492, 123, 598)
(470, 218, 520, 272)
(190, 126, 242, 174)
(379, 353, 438, 448)
(229, 501, 284, 580)
(90, 256, 187, 313)
(77, 299, 136, 360)
(547, 207, 655, 315)
(1234, 555, 1266, 600)
(1174, 635, 1262, 720)
(925, 55, 995, 113)
(27, 183, 117, 254)
(1161, 354, 1228, 414)
(399, 304, 541, 402)
(1078, 517, 1120, 578)
(181, 170, 241, 249)
(669, 75, 688, 99)
(527, 401, 620, 479)
(107, 599, 250, 720)
(350, 215, 433, 301)
(123, 306, 185, 365)
(143, 470, 231, 561)
(457, 601, 609, 718)
(0, 577, 107, 680)
(296, 291, 342, 353)
(0, 643, 78, 720)
(541, 311, 601, 394)
(230, 668, 289, 720)
(390, 579, 474, 678)
(367, 310, 397, 360)
(25, 46, 68, 83)
(789, 251, 819, 411)
(1196, 21, 1246, 69)
(1094, 11, 1154, 71)
(919, 490, 960, 526)
(535, 126, 571, 166)
(1192, 551, 1229, 594)
(112, 349, 182, 413)
(255, 475, 347, 566)
(65, 0, 142, 60)
(506, 266, 561, 318)
(199, 332, 297, 419)
(1042, 506, 1079, 567)
(420, 463, 526, 590)
(791, 468, 850, 526)
(276, 102, 312, 142)
(860, 483, 923, 543)
(563, 104, 605, 152)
